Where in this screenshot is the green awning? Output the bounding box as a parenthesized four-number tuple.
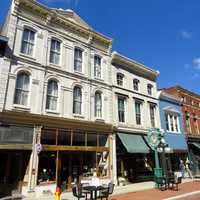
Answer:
(192, 142, 200, 149)
(117, 133, 150, 153)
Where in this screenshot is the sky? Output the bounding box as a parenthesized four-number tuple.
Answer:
(1, 0, 200, 93)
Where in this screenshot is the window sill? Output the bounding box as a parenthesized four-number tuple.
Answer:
(166, 131, 181, 134)
(94, 77, 104, 82)
(19, 53, 36, 61)
(95, 118, 105, 123)
(13, 104, 30, 112)
(74, 70, 84, 75)
(49, 63, 61, 68)
(46, 110, 60, 115)
(73, 114, 84, 119)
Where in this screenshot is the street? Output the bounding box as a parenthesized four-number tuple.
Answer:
(109, 181, 200, 200)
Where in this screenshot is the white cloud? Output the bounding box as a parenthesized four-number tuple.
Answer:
(193, 57, 200, 69)
(180, 31, 191, 39)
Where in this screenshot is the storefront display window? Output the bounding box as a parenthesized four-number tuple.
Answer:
(57, 130, 71, 145)
(41, 129, 56, 145)
(87, 133, 97, 146)
(99, 134, 109, 147)
(73, 132, 85, 146)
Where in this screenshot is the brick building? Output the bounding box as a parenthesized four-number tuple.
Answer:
(163, 85, 200, 176)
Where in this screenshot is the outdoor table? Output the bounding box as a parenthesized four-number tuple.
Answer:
(82, 185, 106, 200)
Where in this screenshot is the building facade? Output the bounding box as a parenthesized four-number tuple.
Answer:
(111, 52, 160, 183)
(163, 86, 200, 176)
(0, 0, 114, 196)
(0, 0, 161, 197)
(159, 91, 188, 174)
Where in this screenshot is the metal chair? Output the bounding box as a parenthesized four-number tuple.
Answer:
(170, 176, 182, 191)
(72, 185, 85, 200)
(97, 186, 110, 200)
(154, 176, 167, 191)
(108, 182, 115, 195)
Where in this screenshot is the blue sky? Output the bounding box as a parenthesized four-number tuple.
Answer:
(1, 0, 200, 93)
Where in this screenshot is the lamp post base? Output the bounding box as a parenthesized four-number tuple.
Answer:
(154, 168, 162, 177)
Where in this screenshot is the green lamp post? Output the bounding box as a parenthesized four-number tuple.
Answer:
(147, 128, 163, 177)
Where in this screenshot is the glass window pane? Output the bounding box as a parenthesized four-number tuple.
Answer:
(41, 129, 56, 145)
(87, 133, 97, 146)
(72, 132, 85, 146)
(99, 134, 109, 147)
(57, 130, 71, 145)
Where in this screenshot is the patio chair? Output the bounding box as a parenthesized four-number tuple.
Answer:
(108, 182, 115, 195)
(97, 186, 110, 200)
(72, 184, 85, 200)
(154, 176, 167, 191)
(170, 176, 182, 191)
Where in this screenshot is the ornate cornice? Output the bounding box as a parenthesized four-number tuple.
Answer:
(15, 0, 112, 47)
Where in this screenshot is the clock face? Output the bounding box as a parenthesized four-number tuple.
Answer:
(147, 128, 161, 148)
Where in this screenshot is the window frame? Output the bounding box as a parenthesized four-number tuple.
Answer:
(20, 27, 36, 57)
(149, 103, 156, 127)
(94, 55, 102, 79)
(133, 79, 139, 91)
(95, 91, 103, 119)
(165, 112, 181, 133)
(147, 84, 153, 96)
(135, 100, 142, 125)
(46, 79, 59, 112)
(49, 38, 61, 66)
(116, 73, 124, 86)
(118, 96, 126, 123)
(74, 47, 83, 73)
(13, 71, 31, 107)
(73, 86, 82, 115)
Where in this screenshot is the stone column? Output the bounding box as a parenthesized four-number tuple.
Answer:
(110, 134, 117, 185)
(27, 125, 42, 192)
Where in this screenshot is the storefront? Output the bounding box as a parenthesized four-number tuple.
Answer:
(0, 111, 114, 196)
(38, 127, 111, 191)
(116, 132, 154, 184)
(187, 137, 200, 176)
(0, 125, 33, 197)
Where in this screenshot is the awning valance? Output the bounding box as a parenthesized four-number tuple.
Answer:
(191, 142, 200, 149)
(117, 133, 150, 153)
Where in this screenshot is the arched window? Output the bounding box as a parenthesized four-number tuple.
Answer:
(14, 72, 30, 106)
(133, 79, 139, 91)
(46, 80, 58, 111)
(73, 86, 82, 114)
(95, 91, 102, 118)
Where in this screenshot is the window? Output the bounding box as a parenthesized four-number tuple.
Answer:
(193, 113, 199, 134)
(14, 72, 30, 106)
(165, 114, 169, 131)
(117, 73, 124, 86)
(133, 79, 139, 91)
(50, 39, 61, 65)
(94, 55, 101, 78)
(74, 48, 83, 72)
(170, 115, 174, 132)
(95, 92, 102, 118)
(149, 104, 156, 127)
(21, 28, 35, 56)
(165, 113, 180, 133)
(46, 80, 58, 111)
(185, 111, 190, 133)
(135, 101, 142, 125)
(118, 97, 125, 122)
(147, 84, 153, 95)
(73, 86, 82, 114)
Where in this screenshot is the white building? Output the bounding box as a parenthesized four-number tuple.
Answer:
(0, 0, 160, 197)
(111, 52, 160, 183)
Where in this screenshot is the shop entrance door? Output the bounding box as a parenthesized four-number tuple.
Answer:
(60, 152, 82, 191)
(0, 152, 22, 197)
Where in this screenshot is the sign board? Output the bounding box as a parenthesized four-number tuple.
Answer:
(35, 143, 42, 154)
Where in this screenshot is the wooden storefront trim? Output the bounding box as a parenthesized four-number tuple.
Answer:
(42, 145, 109, 152)
(0, 144, 32, 150)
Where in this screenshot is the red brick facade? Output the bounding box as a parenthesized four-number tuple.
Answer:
(163, 86, 200, 139)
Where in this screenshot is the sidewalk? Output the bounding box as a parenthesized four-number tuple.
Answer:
(23, 178, 197, 200)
